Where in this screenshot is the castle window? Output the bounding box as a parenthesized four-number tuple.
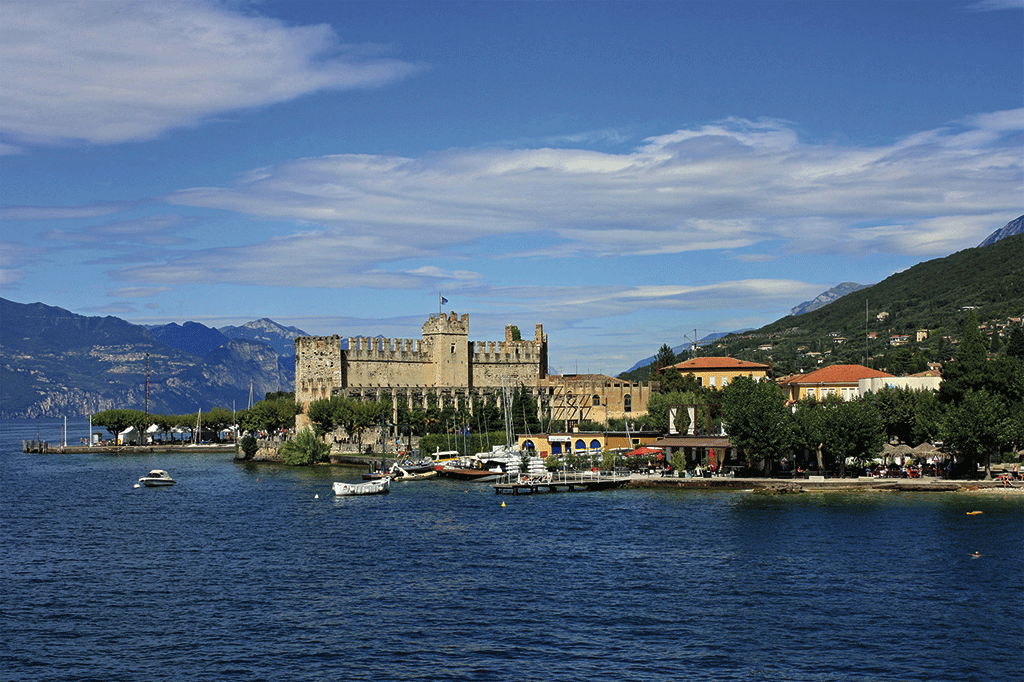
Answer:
(592, 394, 601, 406)
(623, 394, 632, 413)
(451, 344, 455, 354)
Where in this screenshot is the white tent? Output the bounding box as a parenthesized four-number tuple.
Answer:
(118, 426, 141, 445)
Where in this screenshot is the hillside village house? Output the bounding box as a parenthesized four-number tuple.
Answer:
(779, 364, 943, 402)
(663, 356, 771, 389)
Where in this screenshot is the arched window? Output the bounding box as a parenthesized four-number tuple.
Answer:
(589, 439, 601, 451)
(575, 439, 587, 452)
(624, 394, 632, 412)
(523, 439, 535, 451)
(592, 394, 601, 406)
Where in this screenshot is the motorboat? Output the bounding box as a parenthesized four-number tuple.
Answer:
(137, 469, 176, 487)
(392, 466, 438, 481)
(333, 477, 391, 496)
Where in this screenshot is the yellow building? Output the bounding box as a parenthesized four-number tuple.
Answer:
(538, 374, 653, 428)
(664, 356, 770, 389)
(515, 431, 661, 457)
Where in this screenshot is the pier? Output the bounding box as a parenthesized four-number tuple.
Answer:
(493, 471, 630, 494)
(23, 440, 236, 455)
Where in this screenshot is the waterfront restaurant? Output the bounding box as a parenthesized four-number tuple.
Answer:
(516, 431, 661, 459)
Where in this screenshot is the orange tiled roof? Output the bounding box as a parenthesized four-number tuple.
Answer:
(668, 357, 770, 371)
(780, 364, 894, 385)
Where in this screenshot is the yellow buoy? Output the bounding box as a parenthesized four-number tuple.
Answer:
(966, 511, 983, 515)
(501, 501, 506, 507)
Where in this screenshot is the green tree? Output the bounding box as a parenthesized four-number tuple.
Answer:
(645, 391, 697, 434)
(1005, 324, 1024, 360)
(939, 312, 989, 404)
(868, 386, 920, 445)
(793, 397, 827, 472)
(941, 389, 1006, 478)
(239, 434, 258, 460)
(306, 396, 341, 437)
(657, 368, 704, 395)
(655, 344, 676, 370)
(820, 397, 885, 477)
(335, 397, 389, 454)
(279, 427, 330, 466)
(720, 376, 794, 473)
(240, 395, 300, 434)
(92, 409, 146, 440)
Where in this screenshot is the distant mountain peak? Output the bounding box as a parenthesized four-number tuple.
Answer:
(978, 215, 1024, 248)
(790, 282, 867, 316)
(218, 318, 309, 357)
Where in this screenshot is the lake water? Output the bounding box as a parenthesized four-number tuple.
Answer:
(2, 419, 1021, 681)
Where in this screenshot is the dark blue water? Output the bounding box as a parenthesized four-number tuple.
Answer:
(2, 420, 1021, 681)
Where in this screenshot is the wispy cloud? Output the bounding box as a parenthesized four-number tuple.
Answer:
(155, 110, 1021, 286)
(965, 0, 1024, 11)
(43, 216, 196, 248)
(0, 0, 421, 148)
(0, 202, 132, 220)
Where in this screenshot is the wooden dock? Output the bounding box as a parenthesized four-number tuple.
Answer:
(492, 472, 630, 494)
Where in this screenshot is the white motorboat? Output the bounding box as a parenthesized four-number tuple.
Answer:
(137, 469, 176, 487)
(333, 477, 391, 496)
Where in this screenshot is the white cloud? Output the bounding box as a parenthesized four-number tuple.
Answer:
(161, 110, 1022, 277)
(0, 0, 420, 147)
(966, 0, 1024, 11)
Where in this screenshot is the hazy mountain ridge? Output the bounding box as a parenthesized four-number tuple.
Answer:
(978, 214, 1024, 247)
(0, 298, 306, 418)
(789, 282, 867, 316)
(218, 318, 309, 357)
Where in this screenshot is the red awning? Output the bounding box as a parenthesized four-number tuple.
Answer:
(625, 446, 663, 457)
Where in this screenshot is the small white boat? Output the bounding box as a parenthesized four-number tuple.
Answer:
(333, 477, 391, 496)
(137, 469, 176, 487)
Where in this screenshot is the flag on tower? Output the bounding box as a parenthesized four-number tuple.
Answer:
(440, 294, 448, 305)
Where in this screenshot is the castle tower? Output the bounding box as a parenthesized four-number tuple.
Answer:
(422, 312, 470, 388)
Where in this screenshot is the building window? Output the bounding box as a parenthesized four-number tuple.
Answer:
(624, 394, 632, 413)
(592, 394, 601, 406)
(807, 388, 815, 398)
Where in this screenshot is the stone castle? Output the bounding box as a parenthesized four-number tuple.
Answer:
(295, 312, 547, 421)
(294, 311, 650, 430)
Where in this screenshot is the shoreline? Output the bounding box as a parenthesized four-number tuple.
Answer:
(624, 474, 1024, 494)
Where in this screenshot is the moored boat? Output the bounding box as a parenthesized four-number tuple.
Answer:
(333, 477, 391, 496)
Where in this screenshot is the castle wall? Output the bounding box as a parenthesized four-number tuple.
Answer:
(343, 335, 435, 387)
(295, 313, 548, 419)
(295, 335, 344, 428)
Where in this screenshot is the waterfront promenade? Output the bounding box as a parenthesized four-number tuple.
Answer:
(624, 471, 1022, 493)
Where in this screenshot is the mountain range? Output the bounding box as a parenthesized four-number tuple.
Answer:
(0, 299, 308, 418)
(3, 217, 1021, 416)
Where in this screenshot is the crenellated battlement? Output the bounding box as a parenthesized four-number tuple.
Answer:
(345, 336, 427, 361)
(470, 338, 544, 363)
(422, 311, 469, 336)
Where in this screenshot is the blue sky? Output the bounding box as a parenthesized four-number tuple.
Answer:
(1, 0, 1022, 375)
